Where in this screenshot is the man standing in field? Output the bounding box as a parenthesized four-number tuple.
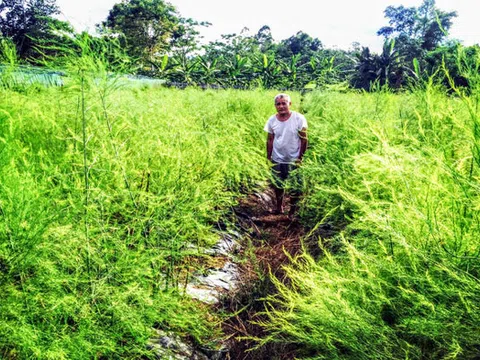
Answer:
(265, 93, 308, 217)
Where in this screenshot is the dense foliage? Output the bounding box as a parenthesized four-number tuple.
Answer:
(1, 0, 480, 359)
(2, 53, 479, 357)
(257, 68, 480, 359)
(0, 0, 73, 59)
(1, 0, 478, 91)
(0, 51, 276, 356)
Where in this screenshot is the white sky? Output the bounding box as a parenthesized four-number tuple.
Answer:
(56, 0, 479, 53)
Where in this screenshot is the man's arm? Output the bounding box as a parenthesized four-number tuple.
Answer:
(298, 127, 308, 162)
(266, 133, 274, 161)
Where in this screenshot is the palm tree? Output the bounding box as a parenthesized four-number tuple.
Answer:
(351, 40, 410, 90)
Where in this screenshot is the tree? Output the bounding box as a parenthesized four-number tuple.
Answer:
(101, 0, 199, 63)
(417, 0, 456, 51)
(255, 25, 274, 53)
(424, 42, 480, 90)
(375, 0, 457, 88)
(378, 0, 457, 55)
(276, 31, 322, 63)
(0, 0, 72, 59)
(169, 17, 210, 57)
(351, 41, 409, 90)
(378, 5, 417, 39)
(351, 47, 379, 90)
(202, 28, 259, 61)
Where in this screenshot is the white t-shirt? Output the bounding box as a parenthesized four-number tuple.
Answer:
(264, 111, 308, 164)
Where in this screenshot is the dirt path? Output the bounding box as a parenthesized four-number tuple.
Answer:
(148, 188, 334, 359)
(220, 188, 307, 360)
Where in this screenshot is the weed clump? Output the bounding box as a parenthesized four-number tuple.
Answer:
(257, 84, 480, 358)
(0, 48, 277, 357)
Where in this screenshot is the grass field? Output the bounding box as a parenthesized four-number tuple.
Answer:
(1, 60, 480, 358)
(259, 86, 480, 359)
(0, 77, 281, 358)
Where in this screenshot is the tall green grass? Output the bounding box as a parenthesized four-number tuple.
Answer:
(0, 52, 287, 357)
(5, 36, 480, 359)
(258, 78, 480, 358)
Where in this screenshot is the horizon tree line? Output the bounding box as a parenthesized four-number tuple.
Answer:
(1, 0, 478, 91)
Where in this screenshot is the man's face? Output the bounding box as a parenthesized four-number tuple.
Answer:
(275, 98, 291, 116)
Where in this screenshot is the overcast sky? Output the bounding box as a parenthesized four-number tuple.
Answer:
(56, 0, 479, 53)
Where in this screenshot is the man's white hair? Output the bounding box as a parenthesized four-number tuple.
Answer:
(274, 93, 291, 104)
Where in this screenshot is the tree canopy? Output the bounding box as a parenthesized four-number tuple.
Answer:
(100, 0, 206, 65)
(0, 0, 477, 91)
(378, 0, 457, 56)
(0, 0, 72, 58)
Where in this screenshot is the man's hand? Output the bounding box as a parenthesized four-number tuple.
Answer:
(298, 127, 307, 164)
(266, 133, 274, 162)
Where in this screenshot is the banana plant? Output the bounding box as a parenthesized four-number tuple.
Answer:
(252, 53, 282, 88)
(223, 54, 250, 87)
(309, 54, 339, 87)
(281, 53, 302, 89)
(148, 54, 176, 79)
(197, 56, 220, 85)
(375, 39, 408, 88)
(170, 54, 200, 85)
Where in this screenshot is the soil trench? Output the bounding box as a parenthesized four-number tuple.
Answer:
(149, 188, 336, 359)
(220, 188, 307, 360)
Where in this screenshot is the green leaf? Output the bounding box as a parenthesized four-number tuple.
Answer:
(161, 54, 169, 71)
(413, 58, 420, 77)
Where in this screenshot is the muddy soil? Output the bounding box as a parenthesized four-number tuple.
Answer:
(149, 187, 337, 359)
(220, 188, 308, 360)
